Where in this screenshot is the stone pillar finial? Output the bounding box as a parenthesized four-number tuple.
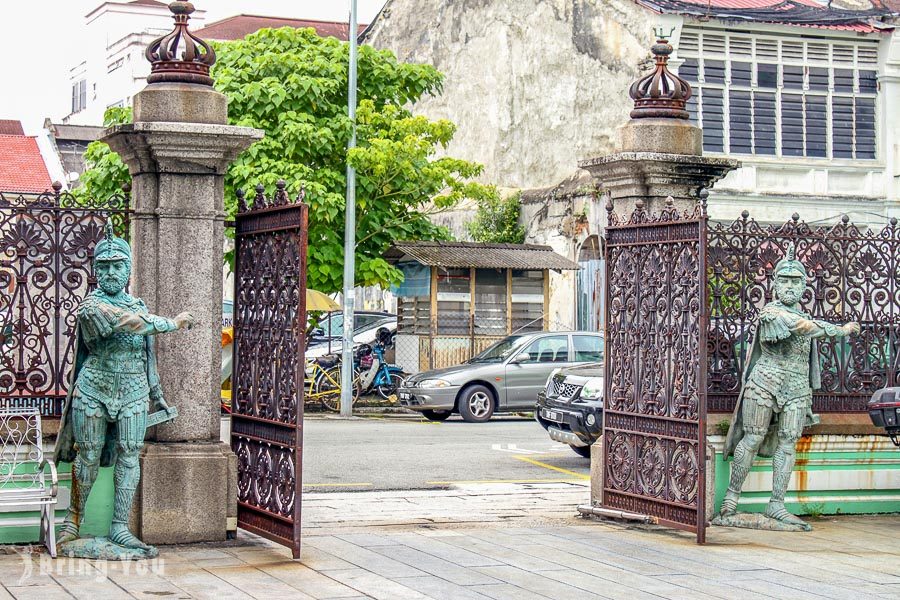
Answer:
(146, 2, 216, 86)
(628, 35, 692, 120)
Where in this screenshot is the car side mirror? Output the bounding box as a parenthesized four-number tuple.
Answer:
(511, 352, 530, 364)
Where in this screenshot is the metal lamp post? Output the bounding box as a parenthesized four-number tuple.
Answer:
(340, 0, 359, 418)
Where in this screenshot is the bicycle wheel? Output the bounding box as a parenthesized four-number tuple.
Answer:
(315, 366, 343, 411)
(316, 366, 362, 411)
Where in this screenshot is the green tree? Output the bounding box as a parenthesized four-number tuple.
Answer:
(74, 27, 496, 293)
(466, 192, 525, 244)
(72, 107, 131, 201)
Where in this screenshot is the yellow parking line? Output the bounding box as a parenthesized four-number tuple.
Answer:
(304, 482, 373, 488)
(512, 455, 590, 480)
(426, 478, 583, 485)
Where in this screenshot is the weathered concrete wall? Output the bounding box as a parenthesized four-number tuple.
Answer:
(364, 0, 654, 190)
(520, 172, 605, 330)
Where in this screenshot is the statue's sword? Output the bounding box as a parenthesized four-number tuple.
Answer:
(147, 406, 179, 427)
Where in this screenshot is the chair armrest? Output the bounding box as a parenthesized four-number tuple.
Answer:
(39, 458, 58, 499)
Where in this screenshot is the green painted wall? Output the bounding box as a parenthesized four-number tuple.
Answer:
(713, 449, 900, 516)
(0, 464, 114, 544)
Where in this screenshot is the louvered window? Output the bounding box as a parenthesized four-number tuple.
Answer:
(676, 29, 879, 160)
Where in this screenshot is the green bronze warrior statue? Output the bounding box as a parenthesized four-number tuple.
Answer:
(719, 243, 859, 531)
(54, 220, 193, 557)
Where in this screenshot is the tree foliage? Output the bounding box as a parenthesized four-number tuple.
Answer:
(466, 192, 525, 244)
(72, 107, 131, 201)
(74, 27, 496, 293)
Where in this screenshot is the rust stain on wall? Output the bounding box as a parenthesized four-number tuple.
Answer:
(795, 435, 813, 492)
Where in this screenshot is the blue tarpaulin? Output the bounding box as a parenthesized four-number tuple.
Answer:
(391, 262, 431, 297)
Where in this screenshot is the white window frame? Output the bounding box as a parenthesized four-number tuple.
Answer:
(677, 27, 879, 161)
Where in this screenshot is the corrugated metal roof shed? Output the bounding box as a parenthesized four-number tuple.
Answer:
(386, 241, 579, 270)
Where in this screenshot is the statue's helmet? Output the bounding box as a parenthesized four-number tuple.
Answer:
(93, 219, 131, 265)
(773, 242, 806, 279)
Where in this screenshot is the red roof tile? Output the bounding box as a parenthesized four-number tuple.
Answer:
(636, 0, 896, 31)
(0, 120, 24, 136)
(195, 14, 368, 42)
(0, 135, 53, 194)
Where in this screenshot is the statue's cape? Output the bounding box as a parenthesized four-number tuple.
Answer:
(54, 295, 161, 467)
(723, 306, 821, 459)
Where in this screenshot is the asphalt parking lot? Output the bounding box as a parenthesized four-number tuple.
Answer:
(300, 414, 591, 493)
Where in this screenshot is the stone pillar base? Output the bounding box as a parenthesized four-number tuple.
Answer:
(133, 441, 237, 545)
(590, 436, 604, 505)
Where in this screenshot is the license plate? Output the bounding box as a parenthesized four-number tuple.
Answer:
(399, 393, 411, 401)
(542, 408, 563, 423)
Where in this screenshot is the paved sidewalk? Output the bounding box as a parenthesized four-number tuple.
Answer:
(1, 483, 899, 599)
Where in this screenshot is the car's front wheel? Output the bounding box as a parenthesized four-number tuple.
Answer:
(421, 409, 451, 422)
(570, 444, 591, 458)
(458, 385, 495, 423)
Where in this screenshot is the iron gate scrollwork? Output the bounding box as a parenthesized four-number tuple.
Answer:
(707, 212, 899, 414)
(603, 199, 708, 543)
(0, 185, 131, 417)
(231, 182, 308, 558)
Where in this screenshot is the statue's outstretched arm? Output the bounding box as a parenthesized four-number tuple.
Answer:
(115, 311, 184, 336)
(794, 318, 859, 339)
(80, 300, 193, 339)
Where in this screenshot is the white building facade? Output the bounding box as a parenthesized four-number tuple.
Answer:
(64, 0, 206, 125)
(667, 18, 900, 226)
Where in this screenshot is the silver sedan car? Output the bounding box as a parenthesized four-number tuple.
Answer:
(398, 331, 604, 422)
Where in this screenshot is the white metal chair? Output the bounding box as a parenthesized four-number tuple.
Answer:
(0, 408, 58, 556)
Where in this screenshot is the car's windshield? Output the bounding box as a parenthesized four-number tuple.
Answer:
(315, 313, 392, 337)
(317, 313, 344, 336)
(467, 335, 526, 363)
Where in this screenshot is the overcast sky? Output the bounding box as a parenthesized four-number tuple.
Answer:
(0, 1, 387, 135)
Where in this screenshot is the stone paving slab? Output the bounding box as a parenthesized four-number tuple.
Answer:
(1, 483, 899, 599)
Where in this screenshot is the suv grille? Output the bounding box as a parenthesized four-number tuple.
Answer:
(550, 379, 581, 399)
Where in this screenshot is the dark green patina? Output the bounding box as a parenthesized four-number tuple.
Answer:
(53, 220, 193, 559)
(714, 243, 859, 532)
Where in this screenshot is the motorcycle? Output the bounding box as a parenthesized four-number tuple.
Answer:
(356, 327, 406, 399)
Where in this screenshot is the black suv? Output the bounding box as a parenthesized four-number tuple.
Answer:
(535, 363, 603, 457)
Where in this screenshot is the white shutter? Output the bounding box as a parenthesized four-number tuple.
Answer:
(807, 42, 828, 64)
(703, 33, 726, 56)
(756, 38, 778, 61)
(782, 40, 803, 62)
(857, 45, 878, 66)
(833, 44, 854, 64)
(729, 36, 752, 59)
(679, 29, 700, 56)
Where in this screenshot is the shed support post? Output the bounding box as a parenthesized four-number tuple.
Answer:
(430, 267, 438, 370)
(506, 269, 513, 335)
(543, 272, 550, 330)
(469, 267, 476, 358)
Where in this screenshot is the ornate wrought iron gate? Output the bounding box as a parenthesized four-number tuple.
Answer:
(707, 212, 899, 414)
(602, 200, 708, 543)
(0, 186, 131, 417)
(231, 183, 308, 558)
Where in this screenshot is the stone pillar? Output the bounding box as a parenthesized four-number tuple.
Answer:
(103, 2, 263, 544)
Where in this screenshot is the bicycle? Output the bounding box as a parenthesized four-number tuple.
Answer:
(304, 355, 361, 411)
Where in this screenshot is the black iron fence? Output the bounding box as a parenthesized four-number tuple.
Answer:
(707, 212, 898, 413)
(0, 185, 131, 417)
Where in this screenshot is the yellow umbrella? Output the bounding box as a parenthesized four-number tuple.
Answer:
(307, 289, 341, 312)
